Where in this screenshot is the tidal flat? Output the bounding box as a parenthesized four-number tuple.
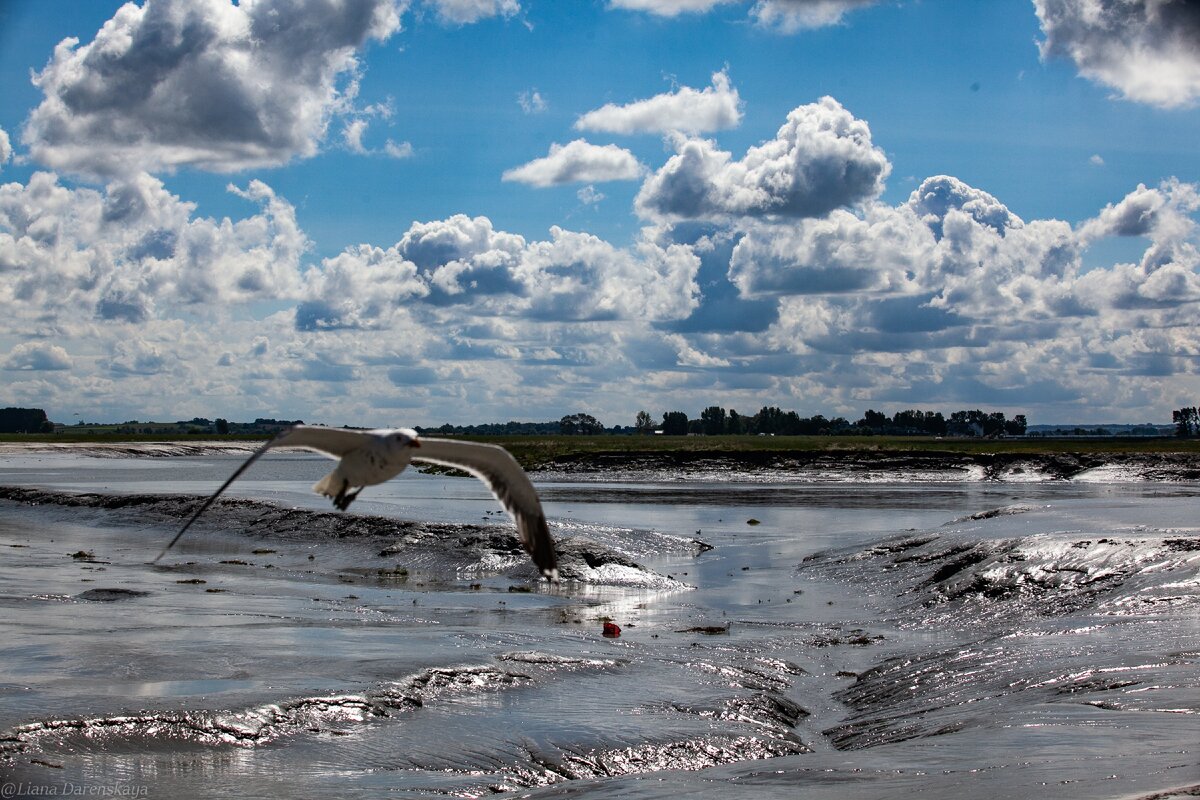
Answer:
(0, 445, 1196, 798)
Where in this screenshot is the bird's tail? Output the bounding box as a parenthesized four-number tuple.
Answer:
(313, 470, 342, 499)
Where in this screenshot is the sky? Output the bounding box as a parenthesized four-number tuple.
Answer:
(0, 0, 1198, 428)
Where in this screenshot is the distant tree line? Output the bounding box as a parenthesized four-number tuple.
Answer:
(422, 407, 1028, 438)
(420, 420, 566, 436)
(651, 406, 1027, 437)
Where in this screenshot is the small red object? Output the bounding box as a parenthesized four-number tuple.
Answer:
(602, 621, 621, 638)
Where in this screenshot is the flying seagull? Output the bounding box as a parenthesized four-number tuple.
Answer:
(154, 425, 558, 580)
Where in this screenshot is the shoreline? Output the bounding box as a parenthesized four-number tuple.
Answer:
(2, 439, 1198, 481)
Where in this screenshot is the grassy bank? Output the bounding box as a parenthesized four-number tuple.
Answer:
(3, 432, 1198, 470)
(485, 435, 1200, 469)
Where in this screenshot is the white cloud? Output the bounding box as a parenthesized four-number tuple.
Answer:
(344, 119, 371, 154)
(729, 205, 929, 297)
(297, 245, 429, 330)
(22, 0, 405, 177)
(519, 89, 547, 114)
(384, 140, 415, 159)
(342, 119, 413, 159)
(750, 0, 881, 32)
(0, 171, 307, 329)
(503, 140, 645, 186)
(515, 228, 701, 321)
(1079, 179, 1200, 241)
(108, 338, 171, 376)
(396, 213, 526, 269)
(608, 0, 736, 15)
(424, 0, 520, 24)
(908, 174, 1021, 238)
(609, 0, 880, 30)
(636, 96, 890, 220)
(665, 333, 731, 366)
(575, 70, 742, 135)
(3, 342, 73, 371)
(1034, 0, 1200, 108)
(578, 185, 606, 206)
(0, 127, 10, 169)
(1090, 153, 1105, 166)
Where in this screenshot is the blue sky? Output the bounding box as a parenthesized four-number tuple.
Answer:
(1, 0, 1198, 426)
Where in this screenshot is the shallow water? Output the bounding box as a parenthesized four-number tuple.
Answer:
(0, 452, 1197, 798)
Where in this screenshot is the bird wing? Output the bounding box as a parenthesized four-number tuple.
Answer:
(270, 425, 376, 458)
(152, 425, 370, 563)
(413, 438, 558, 581)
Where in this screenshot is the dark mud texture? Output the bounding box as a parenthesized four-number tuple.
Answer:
(538, 448, 1200, 481)
(0, 486, 660, 584)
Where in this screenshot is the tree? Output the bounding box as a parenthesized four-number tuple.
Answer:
(1174, 407, 1198, 437)
(751, 406, 785, 434)
(215, 418, 230, 435)
(857, 409, 887, 430)
(1005, 414, 1027, 436)
(661, 411, 689, 436)
(727, 409, 744, 435)
(635, 410, 655, 433)
(699, 406, 727, 435)
(559, 413, 604, 435)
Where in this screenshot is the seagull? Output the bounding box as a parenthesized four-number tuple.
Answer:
(154, 425, 557, 580)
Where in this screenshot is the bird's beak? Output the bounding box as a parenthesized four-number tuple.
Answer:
(410, 439, 421, 448)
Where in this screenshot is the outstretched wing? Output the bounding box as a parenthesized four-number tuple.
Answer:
(271, 425, 377, 458)
(152, 425, 372, 563)
(414, 438, 558, 581)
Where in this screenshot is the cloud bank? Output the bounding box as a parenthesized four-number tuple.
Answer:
(3, 98, 1196, 424)
(3, 0, 1198, 425)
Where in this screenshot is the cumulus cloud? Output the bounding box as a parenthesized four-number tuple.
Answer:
(1078, 179, 1200, 241)
(575, 70, 742, 135)
(424, 0, 519, 23)
(0, 171, 307, 329)
(750, 0, 881, 32)
(108, 338, 172, 376)
(0, 127, 10, 169)
(396, 213, 526, 270)
(515, 228, 701, 321)
(3, 342, 73, 371)
(729, 205, 929, 297)
(297, 245, 429, 330)
(503, 140, 644, 186)
(636, 96, 889, 220)
(22, 0, 404, 177)
(1035, 0, 1200, 108)
(294, 215, 701, 328)
(725, 172, 1081, 325)
(1074, 179, 1200, 310)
